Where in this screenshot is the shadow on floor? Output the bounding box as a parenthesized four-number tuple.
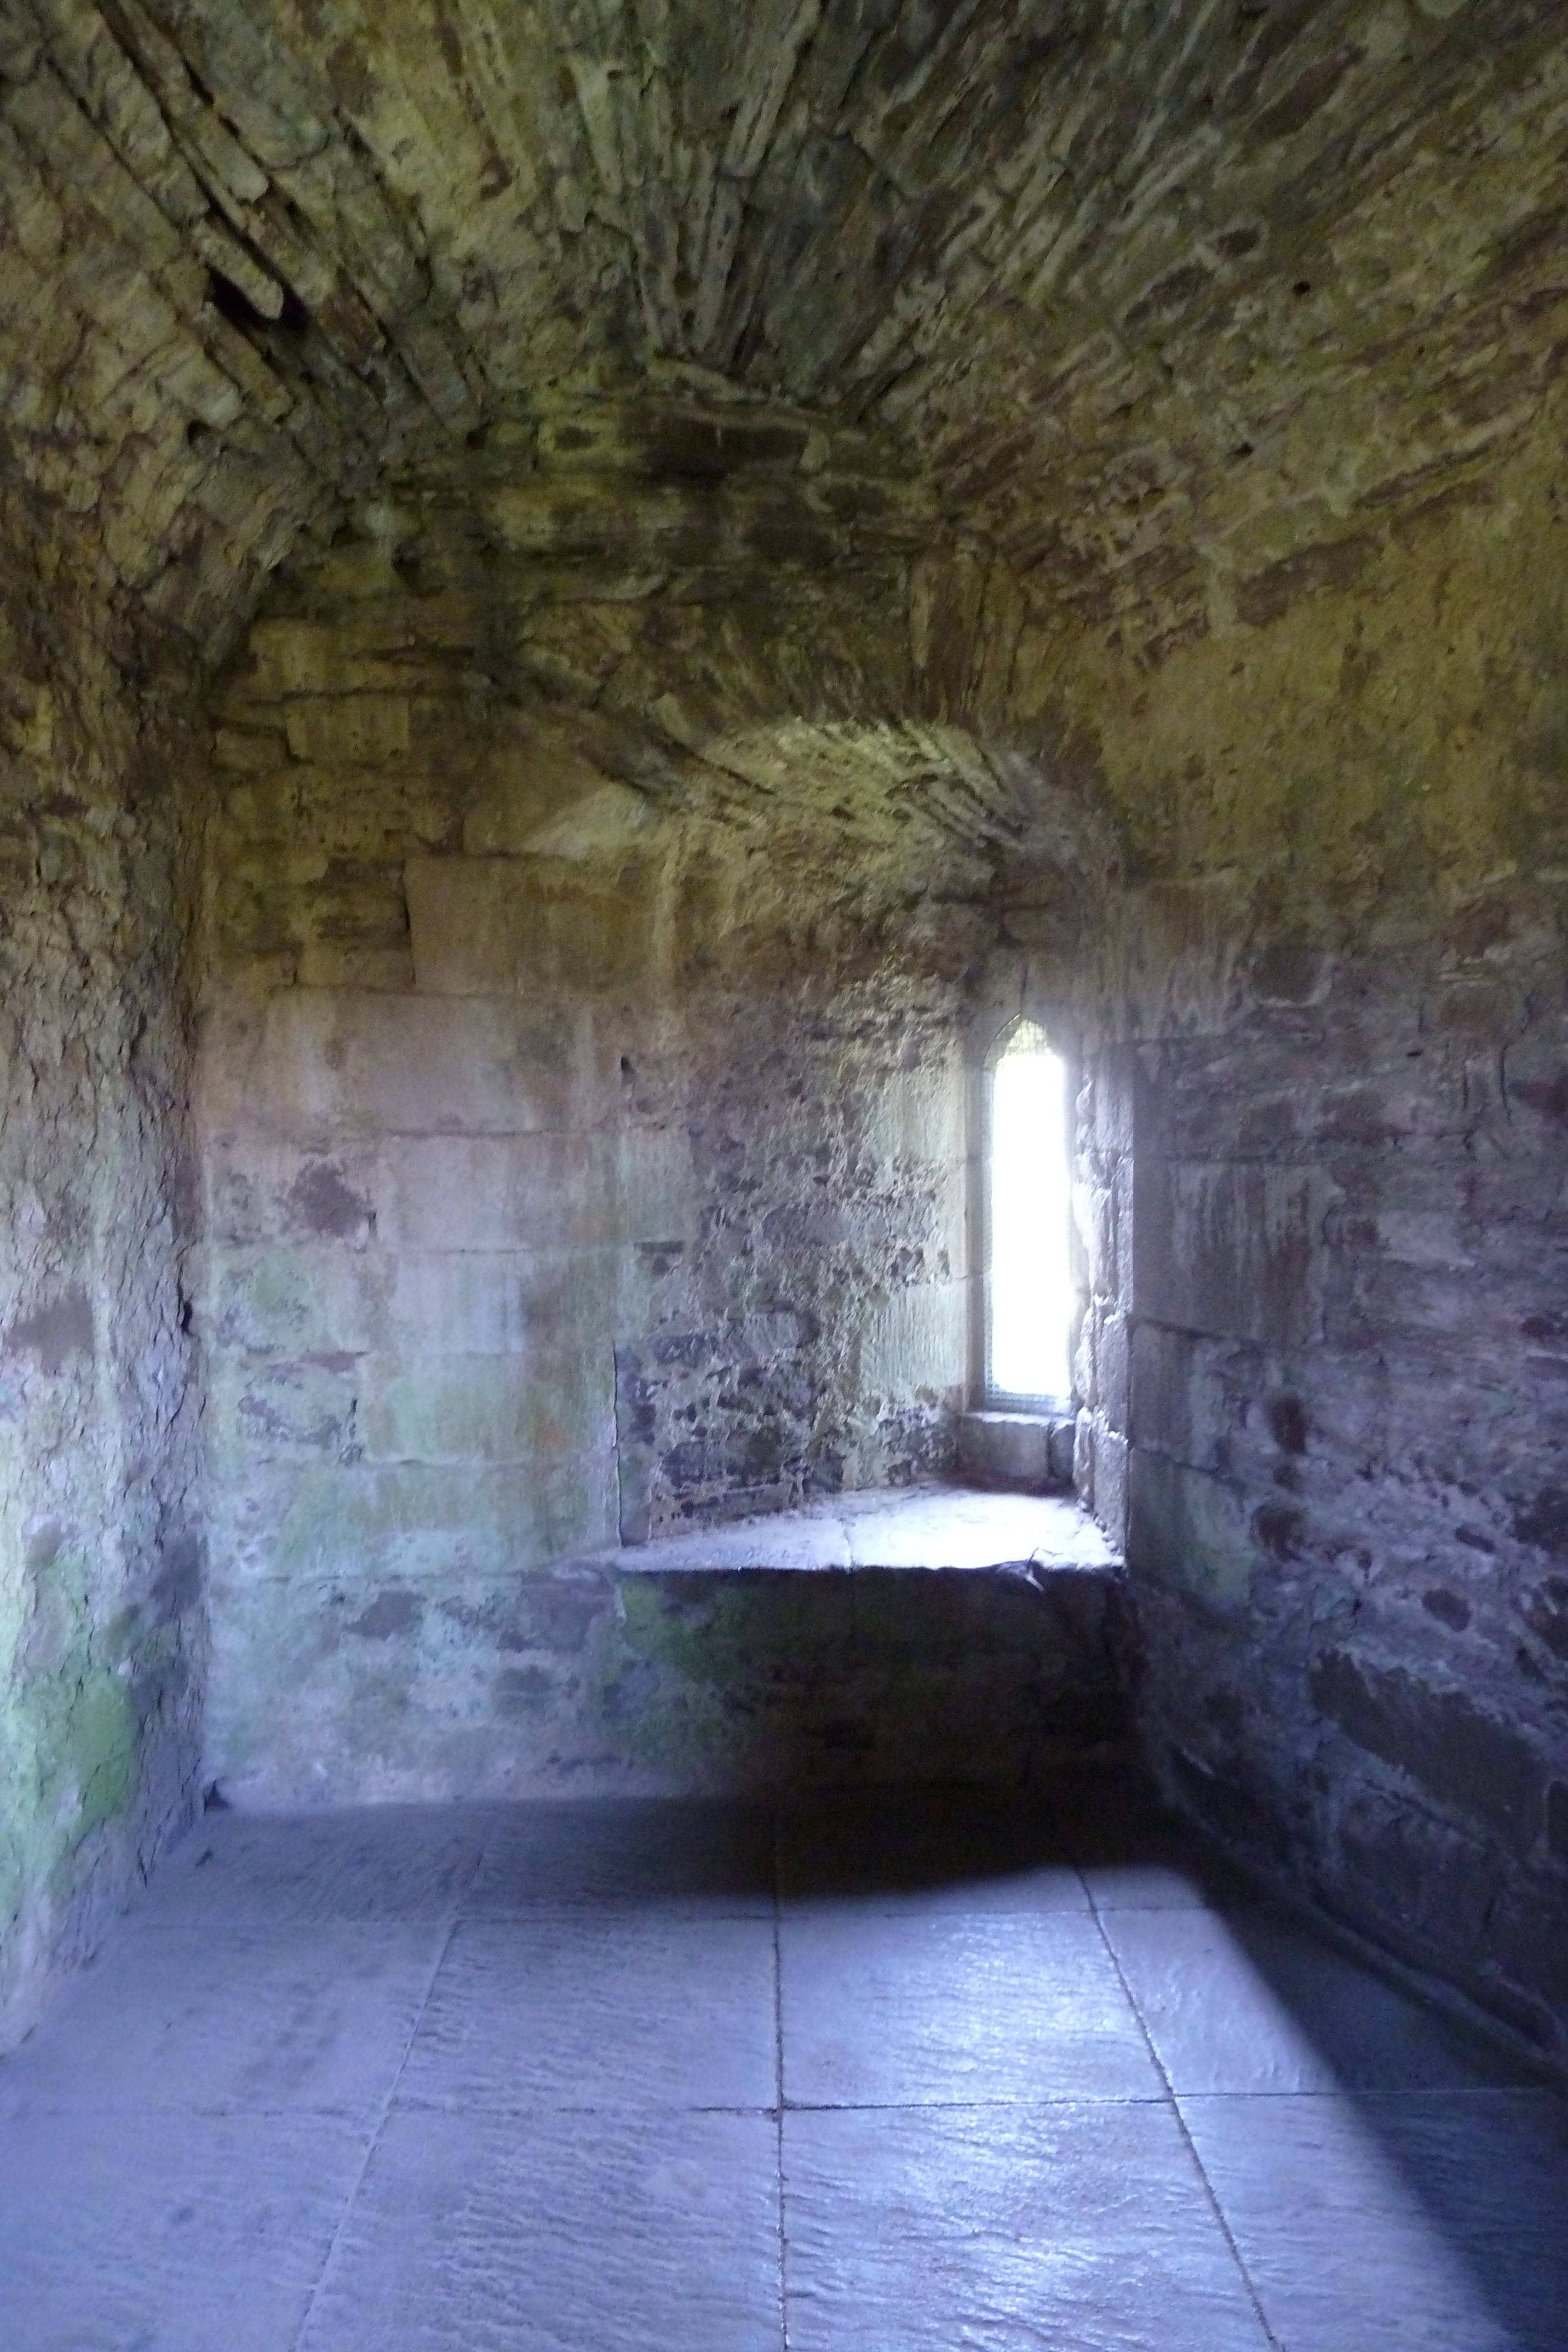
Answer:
(824, 1768, 1568, 2352)
(0, 1775, 1562, 2351)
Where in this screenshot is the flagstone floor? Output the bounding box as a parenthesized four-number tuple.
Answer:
(1, 1775, 1564, 2350)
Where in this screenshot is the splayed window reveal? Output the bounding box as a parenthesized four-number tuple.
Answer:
(987, 1022, 1072, 1404)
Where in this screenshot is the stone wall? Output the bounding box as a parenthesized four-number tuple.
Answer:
(1113, 910, 1568, 2057)
(998, 414, 1568, 2062)
(0, 490, 206, 2047)
(199, 1550, 1126, 1805)
(5, 0, 1568, 2070)
(199, 527, 974, 1805)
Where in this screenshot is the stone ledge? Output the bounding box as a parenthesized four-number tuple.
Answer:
(587, 1483, 1119, 1576)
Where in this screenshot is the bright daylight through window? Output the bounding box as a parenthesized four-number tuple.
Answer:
(986, 1021, 1072, 1405)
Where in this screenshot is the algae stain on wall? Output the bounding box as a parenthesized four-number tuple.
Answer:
(0, 495, 208, 2050)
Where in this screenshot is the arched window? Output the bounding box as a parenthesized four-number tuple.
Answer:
(985, 1019, 1073, 1406)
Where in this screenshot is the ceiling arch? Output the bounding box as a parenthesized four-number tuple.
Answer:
(2, 0, 1564, 664)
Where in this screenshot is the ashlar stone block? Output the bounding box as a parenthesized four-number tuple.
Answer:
(245, 990, 584, 1140)
(406, 853, 658, 996)
(381, 1125, 696, 1254)
(283, 694, 410, 764)
(1310, 1651, 1546, 1855)
(1126, 1448, 1253, 1614)
(1133, 1159, 1331, 1349)
(213, 1453, 620, 1593)
(357, 1351, 616, 1468)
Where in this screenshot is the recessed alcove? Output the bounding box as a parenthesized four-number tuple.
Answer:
(3, 2, 1568, 2340)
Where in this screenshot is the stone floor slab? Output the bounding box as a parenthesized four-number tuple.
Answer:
(0, 1919, 445, 2120)
(783, 2100, 1271, 2352)
(0, 2104, 367, 2352)
(778, 1785, 1088, 1915)
(399, 1913, 778, 2112)
(300, 2104, 784, 2352)
(1102, 1905, 1537, 2095)
(780, 1906, 1160, 2107)
(1182, 2089, 1568, 2351)
(136, 1802, 496, 1925)
(1046, 1767, 1255, 1911)
(467, 1797, 775, 1916)
(2, 1789, 1560, 2350)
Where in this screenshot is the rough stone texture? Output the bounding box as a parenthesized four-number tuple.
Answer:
(212, 1560, 1126, 1807)
(2, 0, 1568, 2070)
(4, 1, 1566, 669)
(11, 1788, 1566, 2352)
(0, 485, 207, 2047)
(957, 1410, 1075, 1493)
(995, 415, 1568, 2064)
(198, 483, 995, 1800)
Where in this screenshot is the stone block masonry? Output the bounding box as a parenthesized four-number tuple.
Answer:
(0, 492, 208, 2050)
(4, 0, 1568, 2100)
(199, 506, 975, 1806)
(209, 1489, 1126, 1804)
(1112, 923, 1568, 2052)
(1013, 433, 1568, 2067)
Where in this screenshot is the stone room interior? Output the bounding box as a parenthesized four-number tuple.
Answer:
(1, 1, 1566, 2345)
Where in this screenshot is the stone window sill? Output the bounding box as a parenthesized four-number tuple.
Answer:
(584, 1482, 1118, 1577)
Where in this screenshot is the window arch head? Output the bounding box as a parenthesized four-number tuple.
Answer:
(984, 1018, 1073, 1407)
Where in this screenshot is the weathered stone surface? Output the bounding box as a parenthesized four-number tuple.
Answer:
(0, 489, 206, 2047)
(1126, 1454, 1256, 1618)
(957, 1411, 1075, 1495)
(196, 518, 995, 1796)
(208, 1528, 1127, 1809)
(1310, 1652, 1546, 1853)
(3, 0, 1564, 677)
(3, 0, 1568, 2076)
(1132, 1161, 1332, 1352)
(1008, 427, 1568, 2062)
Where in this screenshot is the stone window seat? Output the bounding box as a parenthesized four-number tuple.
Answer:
(550, 1485, 1128, 1790)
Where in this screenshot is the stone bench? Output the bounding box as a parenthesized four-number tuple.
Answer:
(561, 1485, 1129, 1792)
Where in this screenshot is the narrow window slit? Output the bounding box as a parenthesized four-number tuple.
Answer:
(986, 1020, 1072, 1407)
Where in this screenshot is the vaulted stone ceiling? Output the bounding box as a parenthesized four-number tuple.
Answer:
(4, 0, 1565, 681)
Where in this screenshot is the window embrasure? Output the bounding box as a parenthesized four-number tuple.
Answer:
(984, 1018, 1073, 1409)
